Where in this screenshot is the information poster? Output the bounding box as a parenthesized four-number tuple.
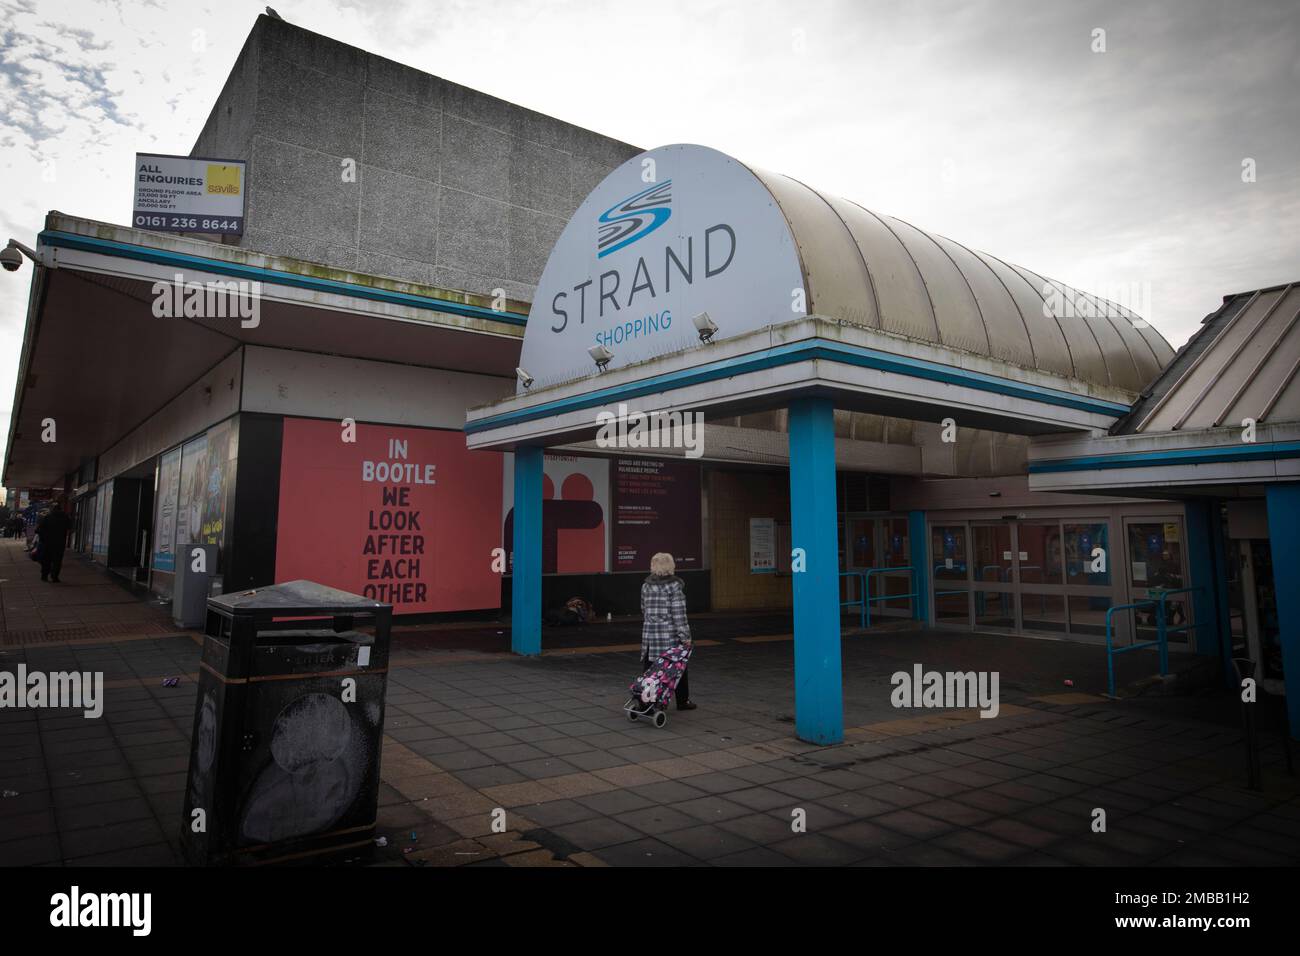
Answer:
(176, 433, 209, 551)
(200, 420, 234, 548)
(276, 417, 503, 614)
(612, 458, 701, 571)
(750, 517, 776, 573)
(501, 453, 609, 573)
(152, 446, 182, 572)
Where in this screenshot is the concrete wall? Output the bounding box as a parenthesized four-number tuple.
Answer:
(240, 345, 512, 427)
(97, 350, 243, 480)
(192, 15, 641, 303)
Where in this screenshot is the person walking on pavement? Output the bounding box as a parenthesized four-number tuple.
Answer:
(36, 501, 72, 583)
(640, 552, 696, 711)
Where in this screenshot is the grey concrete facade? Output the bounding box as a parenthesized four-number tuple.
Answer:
(191, 14, 640, 302)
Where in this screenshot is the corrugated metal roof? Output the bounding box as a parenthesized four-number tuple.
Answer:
(744, 166, 1175, 392)
(1117, 282, 1300, 434)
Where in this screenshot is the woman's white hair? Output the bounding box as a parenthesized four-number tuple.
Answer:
(649, 552, 676, 576)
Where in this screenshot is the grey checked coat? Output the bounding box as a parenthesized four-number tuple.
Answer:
(640, 574, 691, 660)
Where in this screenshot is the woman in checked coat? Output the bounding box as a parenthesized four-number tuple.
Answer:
(640, 552, 696, 710)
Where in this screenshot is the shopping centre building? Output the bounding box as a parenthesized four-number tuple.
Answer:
(4, 14, 1296, 743)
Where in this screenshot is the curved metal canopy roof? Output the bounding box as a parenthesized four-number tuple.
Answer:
(745, 164, 1175, 392)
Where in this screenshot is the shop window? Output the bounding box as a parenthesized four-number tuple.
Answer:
(1065, 521, 1111, 586)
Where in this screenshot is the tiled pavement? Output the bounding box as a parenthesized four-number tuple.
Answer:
(2, 543, 1299, 867)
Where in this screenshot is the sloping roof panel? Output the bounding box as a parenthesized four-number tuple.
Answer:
(1118, 283, 1300, 434)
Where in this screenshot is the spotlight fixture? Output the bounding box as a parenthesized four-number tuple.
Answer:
(515, 367, 534, 389)
(693, 311, 718, 343)
(587, 344, 614, 371)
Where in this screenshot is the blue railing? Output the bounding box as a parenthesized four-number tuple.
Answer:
(864, 566, 917, 627)
(840, 566, 918, 628)
(1104, 587, 1201, 697)
(839, 570, 867, 628)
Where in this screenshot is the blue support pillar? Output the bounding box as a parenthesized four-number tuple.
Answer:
(788, 397, 843, 745)
(1184, 499, 1224, 659)
(1207, 499, 1235, 688)
(511, 446, 543, 656)
(1265, 484, 1300, 739)
(908, 510, 929, 625)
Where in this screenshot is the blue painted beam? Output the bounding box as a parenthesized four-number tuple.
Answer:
(511, 447, 543, 656)
(788, 397, 844, 745)
(466, 339, 1131, 434)
(1265, 484, 1300, 738)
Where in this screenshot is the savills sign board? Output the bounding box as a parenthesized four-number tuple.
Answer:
(132, 152, 246, 235)
(517, 144, 806, 391)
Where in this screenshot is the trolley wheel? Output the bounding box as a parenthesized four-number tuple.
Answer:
(626, 707, 639, 722)
(653, 710, 668, 729)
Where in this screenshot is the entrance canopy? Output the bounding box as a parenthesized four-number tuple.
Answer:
(4, 213, 526, 489)
(477, 144, 1178, 745)
(468, 144, 1169, 453)
(1029, 283, 1300, 496)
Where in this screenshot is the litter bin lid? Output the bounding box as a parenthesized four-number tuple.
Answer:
(208, 579, 391, 615)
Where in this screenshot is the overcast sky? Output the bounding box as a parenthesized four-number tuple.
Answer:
(1, 0, 1297, 473)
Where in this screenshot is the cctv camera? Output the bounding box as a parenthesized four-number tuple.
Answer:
(516, 367, 534, 389)
(0, 247, 21, 272)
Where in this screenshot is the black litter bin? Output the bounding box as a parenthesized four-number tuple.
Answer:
(181, 580, 392, 866)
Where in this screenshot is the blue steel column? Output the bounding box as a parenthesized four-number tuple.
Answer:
(1184, 499, 1223, 659)
(788, 397, 843, 744)
(1265, 485, 1300, 739)
(511, 446, 543, 656)
(908, 510, 929, 625)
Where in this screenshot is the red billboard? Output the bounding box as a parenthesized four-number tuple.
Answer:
(275, 418, 503, 614)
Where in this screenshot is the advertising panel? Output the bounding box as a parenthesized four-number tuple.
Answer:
(501, 452, 609, 574)
(133, 152, 246, 235)
(152, 446, 182, 573)
(276, 417, 503, 614)
(611, 457, 701, 571)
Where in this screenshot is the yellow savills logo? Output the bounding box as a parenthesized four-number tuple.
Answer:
(206, 164, 241, 195)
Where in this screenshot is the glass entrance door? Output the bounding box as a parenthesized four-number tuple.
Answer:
(971, 521, 1015, 629)
(928, 517, 1120, 640)
(841, 515, 914, 620)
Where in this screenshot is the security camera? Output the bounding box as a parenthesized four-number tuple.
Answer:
(587, 344, 614, 371)
(2, 240, 38, 273)
(693, 311, 718, 343)
(516, 367, 534, 389)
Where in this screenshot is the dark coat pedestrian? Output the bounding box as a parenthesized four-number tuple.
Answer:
(36, 503, 71, 582)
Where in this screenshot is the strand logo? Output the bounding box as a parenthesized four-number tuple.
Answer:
(597, 180, 672, 258)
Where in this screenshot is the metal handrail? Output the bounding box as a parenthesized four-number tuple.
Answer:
(1105, 600, 1158, 697)
(863, 566, 917, 627)
(839, 570, 867, 628)
(1104, 587, 1202, 697)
